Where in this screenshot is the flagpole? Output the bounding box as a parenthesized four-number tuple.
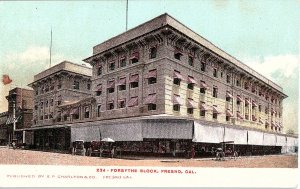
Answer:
(50, 27, 52, 68)
(126, 0, 128, 31)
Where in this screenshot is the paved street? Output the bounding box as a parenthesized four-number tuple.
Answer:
(0, 147, 297, 168)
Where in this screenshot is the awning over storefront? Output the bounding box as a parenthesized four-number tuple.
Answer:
(193, 121, 224, 143)
(71, 121, 143, 142)
(25, 125, 70, 131)
(248, 130, 264, 145)
(224, 127, 248, 145)
(276, 135, 286, 146)
(263, 133, 276, 146)
(143, 119, 193, 139)
(173, 95, 183, 105)
(286, 137, 297, 147)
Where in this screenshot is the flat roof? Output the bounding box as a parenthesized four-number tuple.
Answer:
(85, 13, 285, 96)
(31, 61, 92, 84)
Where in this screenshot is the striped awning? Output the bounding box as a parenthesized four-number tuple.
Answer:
(144, 94, 156, 105)
(128, 97, 138, 107)
(213, 106, 222, 114)
(187, 99, 197, 108)
(200, 81, 208, 89)
(130, 52, 139, 59)
(70, 108, 79, 115)
(107, 80, 115, 89)
(187, 76, 196, 84)
(173, 71, 185, 80)
(129, 74, 139, 83)
(145, 70, 157, 79)
(237, 112, 244, 119)
(236, 95, 243, 102)
(117, 77, 126, 86)
(226, 110, 233, 117)
(226, 91, 233, 98)
(173, 95, 184, 105)
(200, 103, 209, 111)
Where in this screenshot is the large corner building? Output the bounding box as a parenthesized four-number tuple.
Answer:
(28, 14, 297, 155)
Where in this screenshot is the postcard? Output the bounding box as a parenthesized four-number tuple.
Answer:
(0, 1, 298, 188)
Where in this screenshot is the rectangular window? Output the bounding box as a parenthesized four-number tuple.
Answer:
(120, 58, 126, 67)
(108, 88, 114, 93)
(213, 112, 218, 119)
(87, 83, 91, 90)
(34, 105, 38, 110)
(35, 90, 38, 95)
(131, 52, 139, 64)
(148, 77, 156, 84)
(97, 105, 101, 117)
(173, 78, 180, 85)
(57, 101, 61, 105)
(96, 91, 102, 96)
(236, 80, 240, 87)
(187, 83, 194, 90)
(108, 102, 114, 110)
(259, 105, 262, 112)
(226, 75, 231, 83)
(50, 99, 54, 106)
(150, 47, 157, 59)
(174, 52, 182, 60)
(200, 110, 206, 117)
(173, 104, 180, 112)
(130, 82, 138, 88)
(188, 56, 194, 66)
(118, 100, 126, 109)
(187, 108, 194, 115)
(226, 116, 230, 121)
(213, 68, 218, 77)
(213, 87, 218, 98)
(40, 102, 43, 109)
(109, 62, 115, 71)
(58, 81, 62, 89)
(45, 100, 48, 107)
(73, 81, 79, 90)
(97, 66, 102, 76)
(148, 104, 156, 111)
(201, 62, 206, 72)
(119, 84, 126, 91)
(84, 107, 90, 118)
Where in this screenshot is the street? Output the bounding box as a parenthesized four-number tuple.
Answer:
(0, 147, 297, 168)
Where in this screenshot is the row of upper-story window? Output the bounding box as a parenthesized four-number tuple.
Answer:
(94, 44, 282, 106)
(95, 46, 158, 76)
(94, 69, 157, 96)
(171, 48, 282, 106)
(35, 80, 91, 95)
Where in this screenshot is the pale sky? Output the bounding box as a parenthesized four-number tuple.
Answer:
(0, 0, 299, 133)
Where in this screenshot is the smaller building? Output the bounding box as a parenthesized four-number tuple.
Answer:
(5, 87, 34, 145)
(0, 111, 8, 145)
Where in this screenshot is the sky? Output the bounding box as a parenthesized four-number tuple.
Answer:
(0, 0, 299, 133)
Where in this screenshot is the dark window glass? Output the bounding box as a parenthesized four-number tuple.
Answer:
(174, 53, 182, 60)
(173, 78, 180, 85)
(109, 62, 115, 71)
(213, 112, 218, 119)
(187, 83, 194, 90)
(173, 105, 180, 112)
(148, 104, 156, 111)
(188, 56, 194, 66)
(213, 68, 218, 77)
(187, 108, 194, 114)
(148, 77, 157, 84)
(150, 47, 157, 59)
(97, 105, 101, 117)
(120, 59, 126, 67)
(87, 83, 91, 90)
(119, 101, 126, 109)
(119, 85, 126, 91)
(97, 66, 102, 75)
(213, 87, 218, 98)
(226, 75, 231, 83)
(131, 58, 139, 64)
(130, 82, 139, 88)
(73, 81, 79, 90)
(108, 88, 114, 93)
(200, 110, 205, 117)
(201, 62, 206, 71)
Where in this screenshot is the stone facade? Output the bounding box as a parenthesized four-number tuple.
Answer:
(84, 13, 286, 134)
(28, 61, 92, 127)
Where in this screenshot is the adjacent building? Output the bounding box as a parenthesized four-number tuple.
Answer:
(27, 61, 92, 150)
